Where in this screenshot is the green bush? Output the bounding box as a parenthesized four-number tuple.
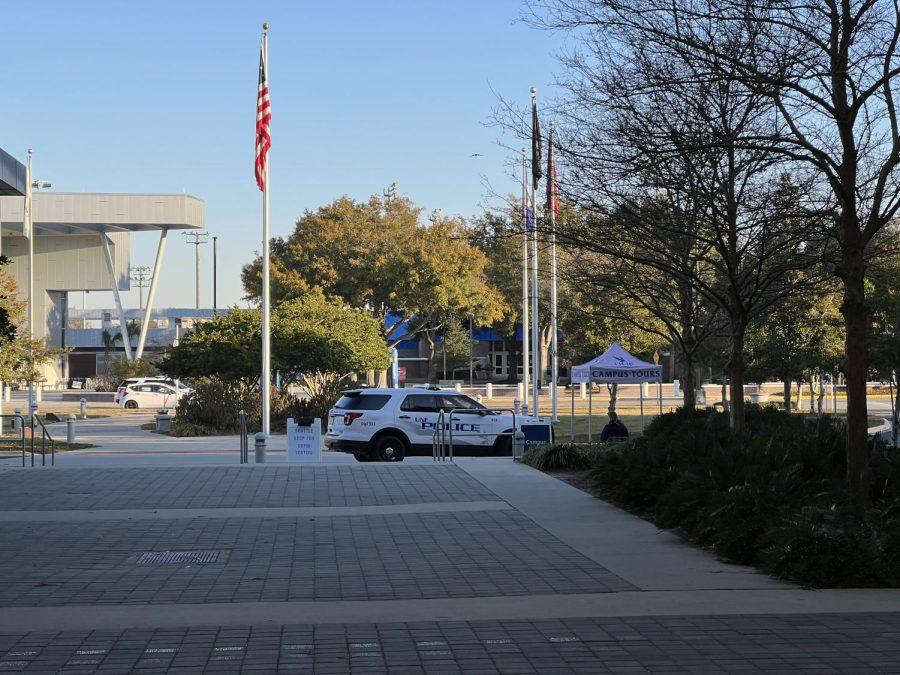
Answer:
(172, 377, 336, 435)
(522, 442, 598, 471)
(586, 405, 900, 586)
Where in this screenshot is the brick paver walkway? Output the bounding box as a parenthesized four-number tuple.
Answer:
(2, 461, 899, 673)
(2, 614, 900, 673)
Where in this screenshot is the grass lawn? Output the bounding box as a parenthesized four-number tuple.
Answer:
(0, 434, 94, 457)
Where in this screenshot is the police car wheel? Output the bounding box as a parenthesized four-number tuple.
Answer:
(373, 435, 406, 462)
(124, 400, 138, 409)
(494, 435, 512, 456)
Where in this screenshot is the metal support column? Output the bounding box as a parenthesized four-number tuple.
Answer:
(100, 233, 132, 361)
(135, 229, 169, 360)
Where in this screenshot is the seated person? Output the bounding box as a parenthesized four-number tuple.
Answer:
(600, 411, 629, 442)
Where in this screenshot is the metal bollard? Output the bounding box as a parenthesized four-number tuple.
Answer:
(513, 399, 520, 415)
(486, 382, 493, 399)
(35, 386, 42, 403)
(13, 409, 21, 433)
(67, 414, 76, 444)
(513, 430, 526, 459)
(79, 398, 87, 420)
(254, 432, 267, 463)
(3, 386, 9, 403)
(477, 394, 483, 404)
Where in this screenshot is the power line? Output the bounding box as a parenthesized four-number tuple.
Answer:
(182, 232, 210, 309)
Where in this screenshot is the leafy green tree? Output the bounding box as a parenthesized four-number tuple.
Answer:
(746, 287, 844, 413)
(0, 260, 61, 385)
(159, 294, 390, 387)
(242, 190, 507, 366)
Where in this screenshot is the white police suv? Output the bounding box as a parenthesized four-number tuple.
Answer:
(325, 387, 539, 462)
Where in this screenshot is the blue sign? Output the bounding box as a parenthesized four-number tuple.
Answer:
(522, 423, 552, 451)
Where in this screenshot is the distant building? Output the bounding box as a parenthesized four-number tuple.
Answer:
(65, 308, 220, 378)
(0, 146, 205, 385)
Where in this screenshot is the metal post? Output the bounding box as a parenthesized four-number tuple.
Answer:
(639, 384, 644, 433)
(588, 383, 593, 443)
(468, 316, 474, 387)
(548, 122, 559, 422)
(260, 32, 271, 437)
(570, 383, 575, 440)
(25, 151, 35, 414)
(212, 235, 218, 314)
(520, 149, 530, 410)
(67, 414, 75, 444)
(79, 397, 87, 420)
(658, 381, 663, 416)
(135, 229, 168, 360)
(100, 233, 133, 361)
(530, 88, 540, 417)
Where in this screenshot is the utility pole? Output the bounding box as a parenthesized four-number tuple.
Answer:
(129, 266, 151, 308)
(182, 232, 209, 309)
(212, 236, 218, 314)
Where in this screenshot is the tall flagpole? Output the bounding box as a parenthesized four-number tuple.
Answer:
(260, 25, 271, 436)
(520, 149, 530, 410)
(530, 88, 541, 417)
(549, 122, 559, 422)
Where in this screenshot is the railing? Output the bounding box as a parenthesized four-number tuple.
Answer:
(238, 410, 249, 464)
(1, 415, 27, 467)
(432, 408, 517, 462)
(2, 414, 55, 467)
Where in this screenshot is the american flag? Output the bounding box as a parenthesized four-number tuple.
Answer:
(255, 35, 271, 192)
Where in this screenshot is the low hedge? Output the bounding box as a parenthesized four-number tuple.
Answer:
(529, 406, 900, 587)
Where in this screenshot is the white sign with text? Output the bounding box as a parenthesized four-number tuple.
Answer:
(286, 418, 322, 463)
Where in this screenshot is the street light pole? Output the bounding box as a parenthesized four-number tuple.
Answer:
(182, 232, 209, 309)
(129, 266, 151, 308)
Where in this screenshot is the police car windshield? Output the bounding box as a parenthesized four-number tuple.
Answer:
(441, 394, 486, 410)
(334, 392, 391, 410)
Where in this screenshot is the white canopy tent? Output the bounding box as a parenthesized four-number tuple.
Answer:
(570, 342, 663, 440)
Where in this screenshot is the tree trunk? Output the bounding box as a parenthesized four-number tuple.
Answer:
(727, 321, 746, 433)
(816, 373, 825, 417)
(841, 256, 870, 520)
(783, 379, 792, 414)
(681, 354, 697, 411)
(809, 375, 816, 413)
(721, 380, 729, 414)
(425, 332, 437, 383)
(607, 383, 618, 413)
(539, 324, 552, 387)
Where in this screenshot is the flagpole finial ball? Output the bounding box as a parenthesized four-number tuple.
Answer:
(262, 22, 269, 30)
(531, 87, 537, 94)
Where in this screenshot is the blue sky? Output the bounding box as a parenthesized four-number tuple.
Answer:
(0, 1, 560, 310)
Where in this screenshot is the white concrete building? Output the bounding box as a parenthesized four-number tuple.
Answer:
(0, 188, 204, 385)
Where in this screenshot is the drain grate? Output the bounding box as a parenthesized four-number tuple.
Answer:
(135, 550, 223, 566)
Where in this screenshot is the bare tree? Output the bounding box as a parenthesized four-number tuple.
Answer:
(529, 0, 826, 432)
(534, 0, 900, 519)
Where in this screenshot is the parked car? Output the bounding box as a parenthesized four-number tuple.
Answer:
(120, 382, 190, 410)
(325, 387, 539, 462)
(115, 377, 186, 404)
